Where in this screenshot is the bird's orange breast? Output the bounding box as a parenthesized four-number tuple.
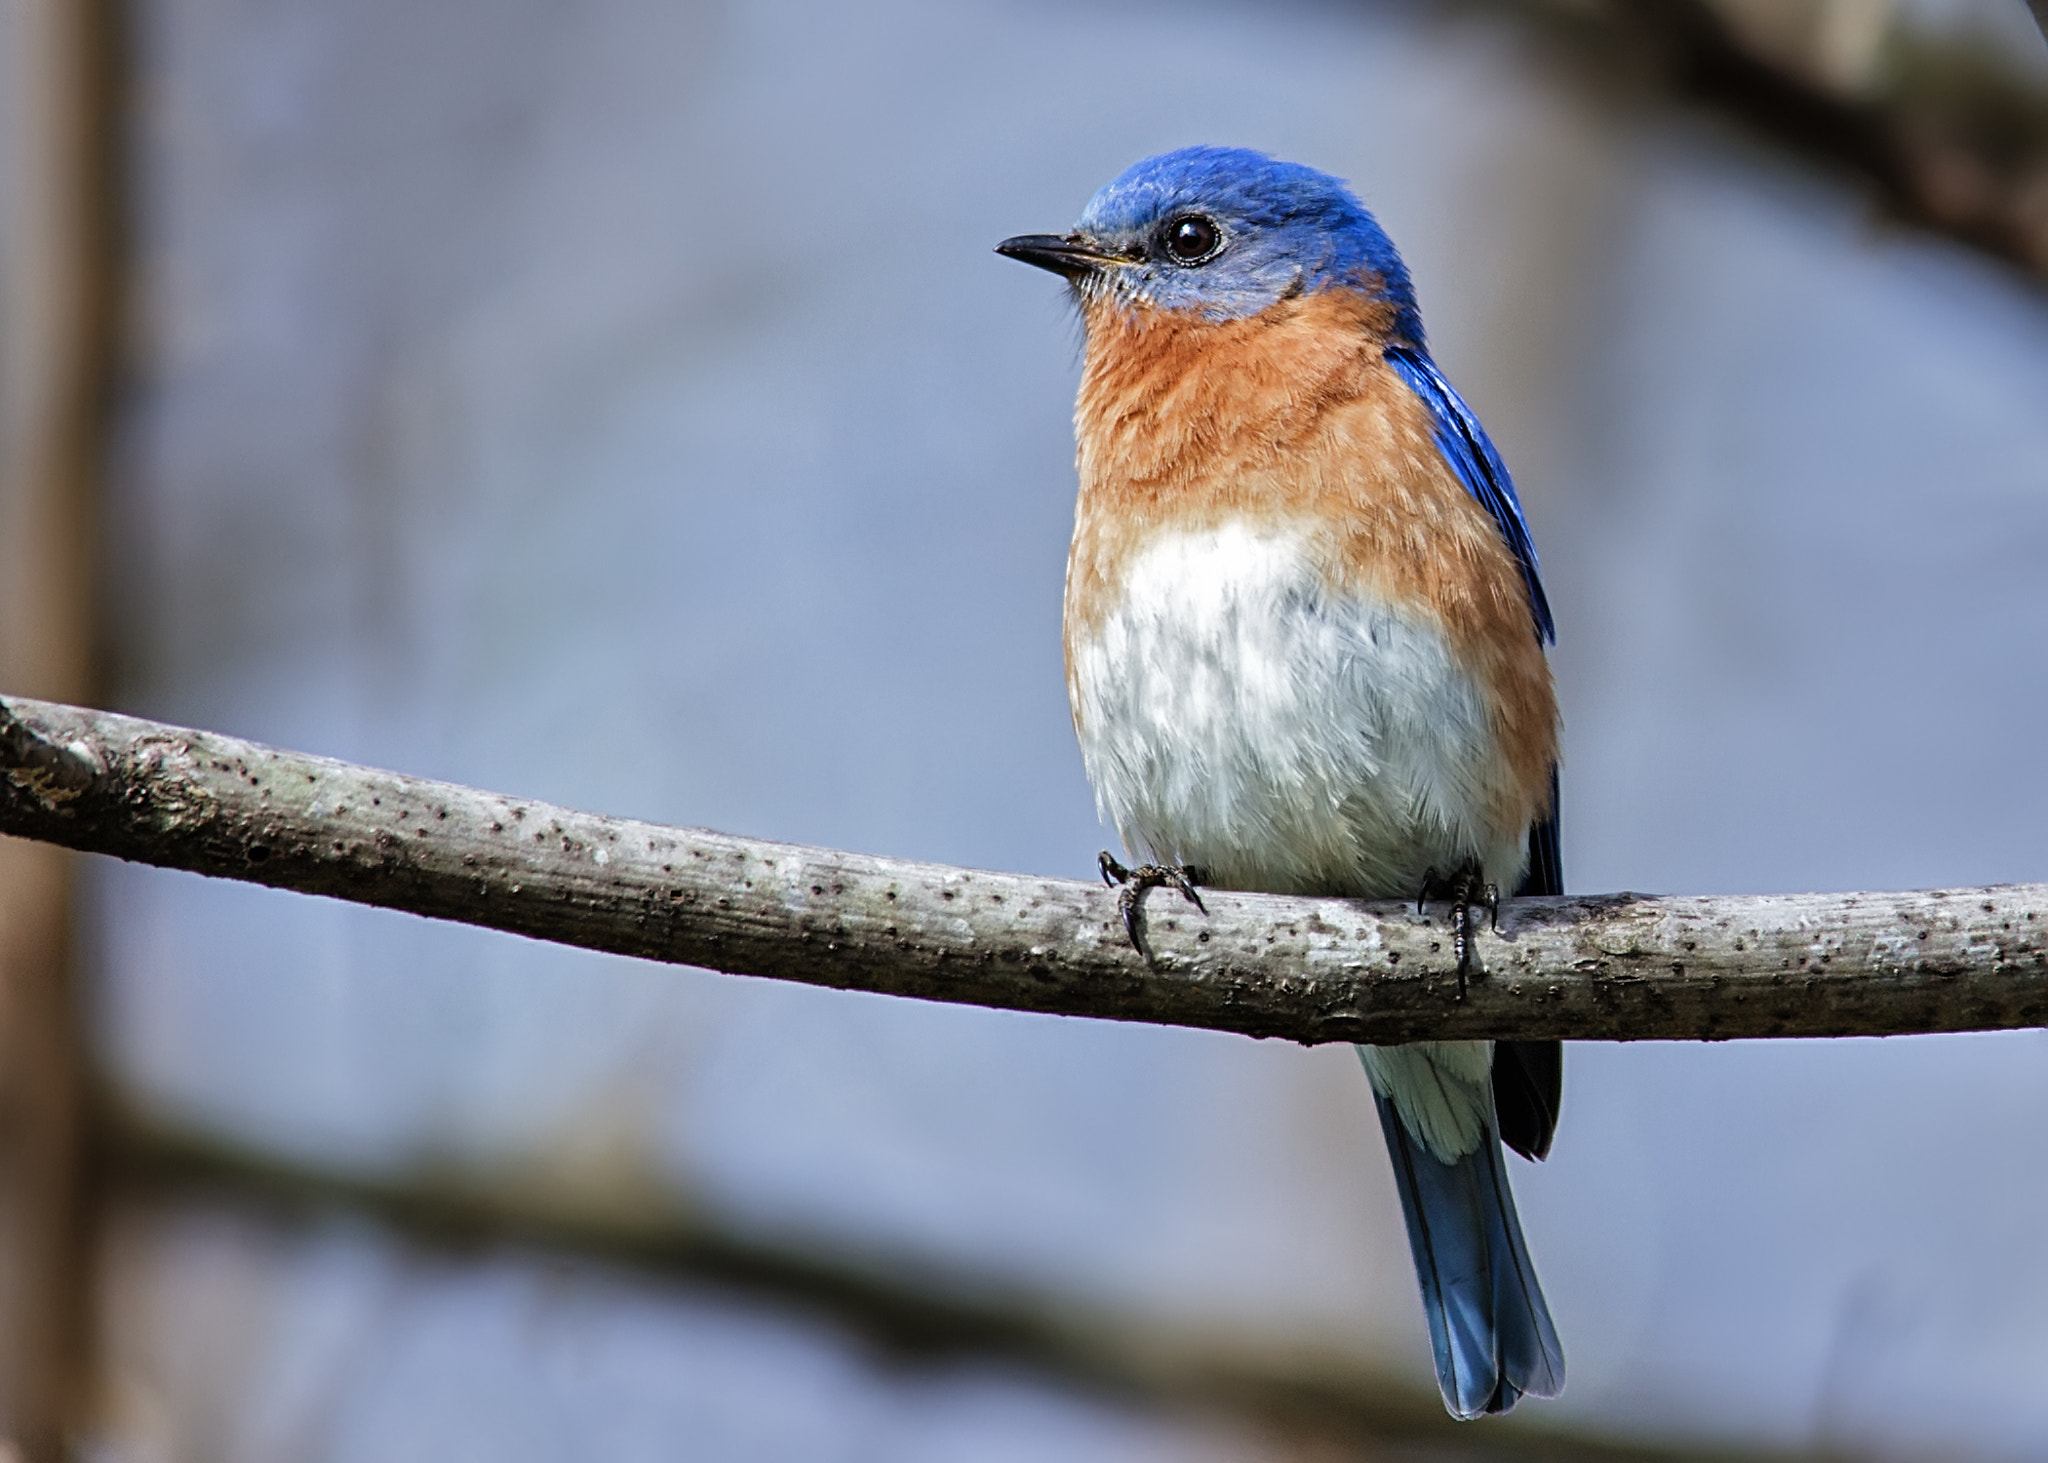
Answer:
(1064, 287, 1558, 840)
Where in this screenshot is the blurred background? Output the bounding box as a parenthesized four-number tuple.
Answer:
(4, 0, 2048, 1458)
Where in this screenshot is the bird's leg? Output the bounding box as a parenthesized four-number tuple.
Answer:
(1416, 860, 1491, 995)
(1449, 879, 1471, 997)
(1099, 851, 1206, 953)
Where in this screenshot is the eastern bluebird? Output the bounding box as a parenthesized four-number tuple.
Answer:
(999, 146, 1564, 1419)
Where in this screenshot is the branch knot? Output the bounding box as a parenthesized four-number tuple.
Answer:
(0, 701, 99, 812)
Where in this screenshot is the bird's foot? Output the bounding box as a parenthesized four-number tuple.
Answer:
(1414, 862, 1497, 995)
(1099, 851, 1206, 954)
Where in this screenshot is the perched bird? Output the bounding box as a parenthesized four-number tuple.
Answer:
(998, 146, 1564, 1419)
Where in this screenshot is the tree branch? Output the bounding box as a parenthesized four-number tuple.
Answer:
(3, 694, 2045, 1044)
(1502, 0, 2048, 279)
(106, 1118, 1786, 1463)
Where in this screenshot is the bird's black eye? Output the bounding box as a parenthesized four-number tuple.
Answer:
(1161, 214, 1222, 265)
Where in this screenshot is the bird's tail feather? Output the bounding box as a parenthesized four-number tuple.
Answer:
(1372, 1091, 1564, 1418)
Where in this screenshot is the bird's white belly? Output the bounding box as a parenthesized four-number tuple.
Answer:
(1069, 520, 1524, 899)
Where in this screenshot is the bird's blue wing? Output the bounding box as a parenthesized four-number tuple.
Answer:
(1496, 769, 1562, 1161)
(1384, 346, 1553, 645)
(1387, 352, 1563, 1161)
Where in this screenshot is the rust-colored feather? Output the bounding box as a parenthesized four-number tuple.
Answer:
(1065, 288, 1558, 838)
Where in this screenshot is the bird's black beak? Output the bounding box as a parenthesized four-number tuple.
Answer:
(995, 233, 1124, 280)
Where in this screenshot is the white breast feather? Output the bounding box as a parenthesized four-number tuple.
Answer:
(1069, 518, 1523, 1157)
(1069, 519, 1526, 901)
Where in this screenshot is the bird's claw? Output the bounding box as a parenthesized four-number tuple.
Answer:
(1099, 851, 1206, 953)
(1413, 862, 1495, 996)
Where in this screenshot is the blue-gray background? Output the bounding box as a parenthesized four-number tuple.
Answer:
(46, 0, 2048, 1457)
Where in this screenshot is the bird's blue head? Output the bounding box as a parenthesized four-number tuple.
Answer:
(998, 146, 1421, 343)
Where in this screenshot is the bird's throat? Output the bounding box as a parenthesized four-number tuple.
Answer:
(1074, 288, 1399, 492)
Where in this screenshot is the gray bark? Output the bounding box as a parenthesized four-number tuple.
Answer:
(4, 694, 2045, 1044)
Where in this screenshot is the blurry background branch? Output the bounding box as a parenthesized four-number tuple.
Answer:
(1497, 0, 2048, 275)
(96, 1115, 1805, 1463)
(5, 693, 2046, 1048)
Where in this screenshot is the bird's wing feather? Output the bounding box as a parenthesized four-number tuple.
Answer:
(1383, 353, 1564, 1159)
(1493, 1038, 1561, 1163)
(1383, 346, 1553, 645)
(1496, 769, 1563, 1161)
(1514, 773, 1562, 900)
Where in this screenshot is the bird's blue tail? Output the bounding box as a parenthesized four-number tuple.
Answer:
(1371, 1088, 1564, 1418)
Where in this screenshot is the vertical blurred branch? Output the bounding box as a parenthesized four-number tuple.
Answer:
(0, 0, 125, 1456)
